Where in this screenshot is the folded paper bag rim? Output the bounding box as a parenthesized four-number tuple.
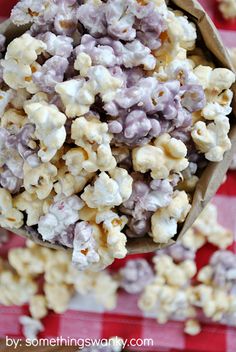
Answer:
(1, 0, 236, 255)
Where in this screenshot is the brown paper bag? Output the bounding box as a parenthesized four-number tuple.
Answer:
(1, 0, 236, 254)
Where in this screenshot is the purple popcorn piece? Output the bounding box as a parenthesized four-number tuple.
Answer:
(0, 168, 23, 194)
(33, 56, 69, 93)
(209, 250, 236, 289)
(54, 0, 78, 36)
(158, 243, 196, 262)
(120, 174, 174, 237)
(108, 110, 161, 147)
(119, 259, 154, 294)
(37, 32, 73, 58)
(77, 0, 107, 37)
(5, 123, 40, 168)
(181, 84, 206, 113)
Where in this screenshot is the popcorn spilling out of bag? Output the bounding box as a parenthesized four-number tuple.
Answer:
(0, 0, 235, 271)
(1, 202, 236, 341)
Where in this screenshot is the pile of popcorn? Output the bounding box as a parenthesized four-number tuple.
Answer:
(0, 0, 235, 271)
(1, 202, 236, 342)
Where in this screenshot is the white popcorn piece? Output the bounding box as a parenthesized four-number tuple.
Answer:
(1, 108, 28, 132)
(23, 162, 57, 200)
(184, 319, 201, 336)
(54, 164, 94, 197)
(167, 11, 197, 51)
(0, 188, 23, 229)
(191, 115, 231, 162)
(10, 89, 31, 110)
(74, 270, 119, 310)
(8, 247, 45, 277)
(55, 65, 123, 118)
(181, 227, 206, 252)
(0, 89, 14, 116)
(24, 102, 67, 162)
(29, 295, 48, 320)
(77, 207, 128, 270)
(218, 0, 236, 19)
(44, 282, 74, 313)
(71, 115, 117, 173)
(150, 191, 191, 243)
(2, 34, 45, 92)
(74, 52, 92, 77)
(6, 33, 46, 64)
(19, 316, 44, 340)
(81, 168, 132, 209)
(63, 148, 89, 176)
(132, 133, 189, 180)
(197, 266, 214, 285)
(189, 203, 233, 250)
(14, 191, 51, 226)
(194, 66, 235, 96)
(0, 269, 37, 306)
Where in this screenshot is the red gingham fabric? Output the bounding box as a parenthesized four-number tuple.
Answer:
(0, 1, 236, 351)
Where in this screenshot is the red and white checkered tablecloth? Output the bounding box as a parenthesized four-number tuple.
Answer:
(0, 1, 236, 351)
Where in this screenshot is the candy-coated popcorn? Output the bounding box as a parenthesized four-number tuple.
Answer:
(81, 168, 132, 209)
(37, 32, 73, 58)
(1, 108, 28, 132)
(132, 134, 189, 179)
(74, 270, 119, 310)
(14, 191, 50, 226)
(23, 162, 57, 200)
(150, 191, 191, 243)
(0, 188, 23, 229)
(19, 316, 44, 340)
(71, 115, 117, 172)
(0, 269, 37, 306)
(24, 102, 67, 162)
(119, 259, 154, 294)
(191, 116, 231, 162)
(8, 247, 45, 277)
(44, 282, 74, 313)
(184, 319, 201, 336)
(38, 195, 84, 244)
(29, 295, 48, 320)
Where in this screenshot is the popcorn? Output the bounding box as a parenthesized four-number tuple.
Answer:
(119, 259, 154, 294)
(0, 89, 14, 116)
(191, 115, 231, 162)
(29, 295, 48, 320)
(74, 270, 119, 310)
(150, 191, 191, 243)
(132, 134, 189, 180)
(0, 269, 37, 306)
(19, 316, 44, 340)
(71, 116, 117, 172)
(8, 247, 46, 277)
(184, 319, 201, 336)
(38, 195, 84, 245)
(24, 102, 67, 162)
(38, 32, 73, 58)
(56, 64, 123, 117)
(14, 191, 49, 226)
(54, 165, 94, 197)
(23, 162, 57, 200)
(194, 66, 235, 97)
(0, 188, 23, 229)
(218, 0, 236, 19)
(44, 282, 74, 313)
(120, 175, 174, 237)
(81, 168, 132, 209)
(1, 108, 28, 132)
(138, 254, 196, 323)
(184, 203, 233, 251)
(33, 56, 69, 93)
